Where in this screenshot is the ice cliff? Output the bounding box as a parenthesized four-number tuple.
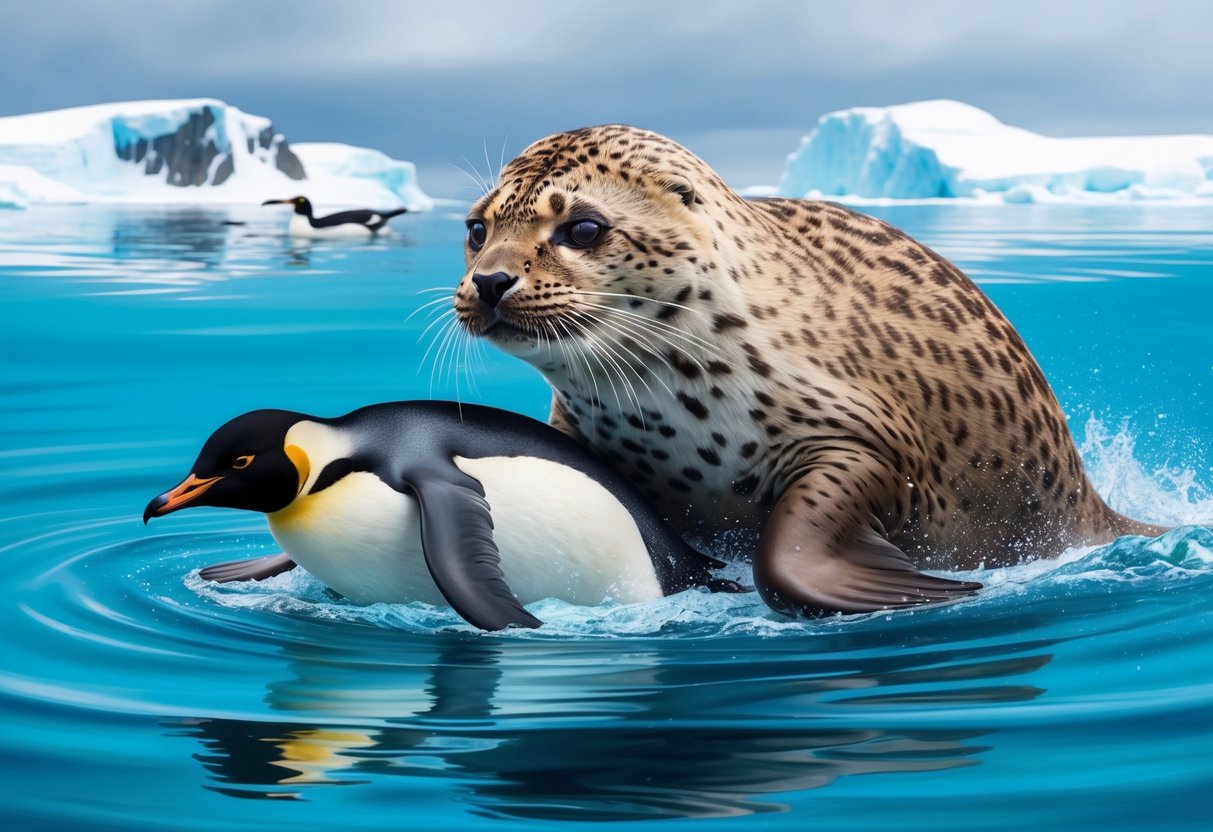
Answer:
(0, 99, 432, 210)
(775, 100, 1213, 203)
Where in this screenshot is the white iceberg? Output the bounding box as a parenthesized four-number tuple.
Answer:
(0, 98, 432, 210)
(290, 142, 432, 213)
(775, 100, 1213, 204)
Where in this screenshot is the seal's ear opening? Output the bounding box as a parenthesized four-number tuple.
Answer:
(663, 175, 696, 209)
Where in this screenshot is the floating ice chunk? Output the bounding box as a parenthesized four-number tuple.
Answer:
(0, 164, 88, 208)
(292, 143, 434, 211)
(774, 100, 1213, 204)
(0, 99, 431, 210)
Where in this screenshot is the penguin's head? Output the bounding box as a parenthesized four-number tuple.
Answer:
(144, 410, 309, 523)
(261, 196, 312, 216)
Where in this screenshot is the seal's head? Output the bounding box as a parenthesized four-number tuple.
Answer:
(454, 125, 743, 367)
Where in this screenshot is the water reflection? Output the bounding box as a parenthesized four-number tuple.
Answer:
(169, 635, 1051, 819)
(0, 205, 423, 292)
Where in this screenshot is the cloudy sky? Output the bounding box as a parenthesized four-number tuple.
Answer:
(2, 1, 1211, 197)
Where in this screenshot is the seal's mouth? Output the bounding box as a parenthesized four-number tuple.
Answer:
(459, 307, 551, 342)
(482, 317, 534, 339)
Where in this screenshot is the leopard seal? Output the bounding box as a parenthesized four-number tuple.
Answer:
(451, 124, 1166, 617)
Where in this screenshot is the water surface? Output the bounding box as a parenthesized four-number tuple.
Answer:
(1, 203, 1210, 830)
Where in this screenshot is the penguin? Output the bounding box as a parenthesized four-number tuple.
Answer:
(261, 196, 407, 238)
(144, 401, 743, 630)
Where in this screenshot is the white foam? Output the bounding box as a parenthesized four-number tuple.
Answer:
(182, 417, 1212, 637)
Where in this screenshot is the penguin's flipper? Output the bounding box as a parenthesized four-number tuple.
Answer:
(403, 468, 542, 631)
(200, 553, 297, 583)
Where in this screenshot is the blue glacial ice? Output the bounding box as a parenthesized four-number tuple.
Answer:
(0, 98, 432, 210)
(774, 100, 1213, 204)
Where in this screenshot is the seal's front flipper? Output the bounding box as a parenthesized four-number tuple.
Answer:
(403, 466, 542, 631)
(200, 553, 297, 583)
(755, 457, 981, 616)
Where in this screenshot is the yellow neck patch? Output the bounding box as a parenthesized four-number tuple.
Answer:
(284, 444, 310, 496)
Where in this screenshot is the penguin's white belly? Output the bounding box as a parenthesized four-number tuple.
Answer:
(288, 214, 374, 239)
(266, 458, 663, 608)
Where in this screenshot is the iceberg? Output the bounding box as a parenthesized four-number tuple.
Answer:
(0, 99, 432, 210)
(775, 100, 1213, 204)
(291, 142, 432, 213)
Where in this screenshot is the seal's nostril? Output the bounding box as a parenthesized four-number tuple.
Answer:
(471, 272, 519, 309)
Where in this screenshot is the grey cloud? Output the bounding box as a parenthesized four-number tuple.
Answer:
(2, 0, 1211, 197)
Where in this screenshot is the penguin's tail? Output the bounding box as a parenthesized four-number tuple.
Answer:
(382, 208, 409, 219)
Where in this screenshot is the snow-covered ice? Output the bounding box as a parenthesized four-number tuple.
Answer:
(775, 100, 1213, 204)
(291, 142, 432, 213)
(0, 99, 432, 210)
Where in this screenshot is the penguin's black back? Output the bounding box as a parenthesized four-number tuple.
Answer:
(319, 401, 721, 594)
(311, 208, 407, 229)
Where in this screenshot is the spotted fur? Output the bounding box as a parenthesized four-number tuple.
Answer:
(453, 125, 1164, 597)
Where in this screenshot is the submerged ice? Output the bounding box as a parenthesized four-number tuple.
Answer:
(0, 99, 432, 210)
(775, 100, 1213, 203)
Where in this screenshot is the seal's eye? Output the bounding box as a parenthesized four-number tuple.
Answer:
(566, 219, 604, 248)
(232, 455, 254, 470)
(467, 221, 487, 251)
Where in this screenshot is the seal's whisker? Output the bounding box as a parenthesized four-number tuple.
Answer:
(584, 307, 720, 365)
(457, 327, 482, 414)
(567, 312, 637, 416)
(418, 311, 451, 360)
(418, 307, 456, 343)
(419, 315, 454, 384)
(575, 299, 723, 355)
(570, 302, 691, 370)
(578, 310, 661, 417)
(586, 303, 721, 353)
(407, 295, 455, 321)
(470, 328, 490, 377)
(562, 315, 622, 417)
(447, 161, 491, 197)
(570, 308, 676, 406)
(428, 318, 454, 393)
(556, 317, 604, 431)
(572, 290, 705, 317)
(429, 316, 462, 396)
(482, 138, 497, 190)
(576, 303, 720, 370)
(568, 309, 651, 418)
(460, 155, 493, 196)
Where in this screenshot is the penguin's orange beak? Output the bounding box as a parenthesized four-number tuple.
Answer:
(143, 474, 222, 523)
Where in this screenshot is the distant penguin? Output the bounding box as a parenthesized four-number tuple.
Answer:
(261, 196, 407, 238)
(145, 401, 742, 630)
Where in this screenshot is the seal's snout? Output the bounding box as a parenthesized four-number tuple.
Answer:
(471, 272, 518, 310)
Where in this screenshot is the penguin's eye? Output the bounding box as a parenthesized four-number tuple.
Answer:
(232, 455, 254, 470)
(562, 219, 605, 248)
(467, 221, 487, 251)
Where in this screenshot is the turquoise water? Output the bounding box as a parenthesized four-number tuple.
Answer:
(1, 204, 1210, 830)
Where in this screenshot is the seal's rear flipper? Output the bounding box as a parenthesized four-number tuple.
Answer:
(200, 553, 297, 583)
(755, 461, 981, 616)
